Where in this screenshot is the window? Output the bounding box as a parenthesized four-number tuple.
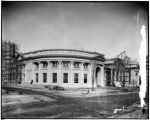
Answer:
(53, 73, 57, 83)
(84, 63, 88, 69)
(52, 61, 58, 68)
(43, 73, 47, 83)
(84, 74, 87, 83)
(43, 62, 47, 68)
(36, 73, 38, 83)
(63, 62, 69, 68)
(74, 62, 80, 68)
(74, 73, 78, 83)
(63, 73, 68, 83)
(35, 63, 39, 68)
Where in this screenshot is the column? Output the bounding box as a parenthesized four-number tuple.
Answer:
(24, 64, 27, 82)
(118, 70, 120, 81)
(93, 65, 97, 88)
(70, 61, 73, 86)
(120, 70, 122, 83)
(39, 62, 42, 84)
(50, 62, 53, 84)
(80, 62, 84, 87)
(22, 64, 26, 83)
(88, 63, 92, 87)
(110, 68, 113, 86)
(100, 65, 105, 87)
(32, 63, 35, 83)
(91, 62, 95, 89)
(114, 70, 116, 81)
(58, 61, 62, 86)
(129, 69, 131, 84)
(47, 61, 51, 84)
(104, 70, 107, 85)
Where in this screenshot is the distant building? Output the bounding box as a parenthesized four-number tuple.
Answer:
(105, 58, 140, 87)
(18, 49, 140, 88)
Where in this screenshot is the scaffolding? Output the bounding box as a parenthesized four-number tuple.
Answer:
(113, 51, 131, 87)
(2, 41, 22, 85)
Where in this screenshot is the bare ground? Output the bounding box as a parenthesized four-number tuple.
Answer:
(2, 86, 148, 119)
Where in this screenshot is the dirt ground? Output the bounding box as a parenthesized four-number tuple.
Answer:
(2, 94, 55, 106)
(2, 87, 148, 119)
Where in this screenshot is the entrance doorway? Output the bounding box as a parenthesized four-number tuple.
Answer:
(105, 68, 111, 86)
(95, 67, 101, 87)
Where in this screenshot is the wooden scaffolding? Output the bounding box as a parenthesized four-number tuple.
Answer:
(2, 41, 22, 85)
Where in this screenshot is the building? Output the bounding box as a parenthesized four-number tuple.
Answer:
(18, 49, 140, 88)
(18, 49, 105, 88)
(105, 58, 140, 87)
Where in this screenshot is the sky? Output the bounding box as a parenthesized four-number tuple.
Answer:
(2, 2, 148, 60)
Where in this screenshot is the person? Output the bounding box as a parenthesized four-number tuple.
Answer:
(31, 80, 33, 84)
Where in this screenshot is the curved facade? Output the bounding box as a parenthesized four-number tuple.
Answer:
(20, 49, 105, 88)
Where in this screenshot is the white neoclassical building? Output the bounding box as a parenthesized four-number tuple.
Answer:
(19, 49, 105, 88)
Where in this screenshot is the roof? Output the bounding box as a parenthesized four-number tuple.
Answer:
(23, 49, 104, 56)
(104, 60, 114, 64)
(20, 49, 105, 62)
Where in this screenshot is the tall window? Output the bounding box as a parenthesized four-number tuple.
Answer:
(36, 73, 38, 83)
(74, 73, 78, 83)
(43, 73, 47, 83)
(53, 73, 57, 83)
(63, 73, 68, 83)
(84, 74, 87, 83)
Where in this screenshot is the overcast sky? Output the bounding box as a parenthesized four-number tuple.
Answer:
(2, 2, 148, 60)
